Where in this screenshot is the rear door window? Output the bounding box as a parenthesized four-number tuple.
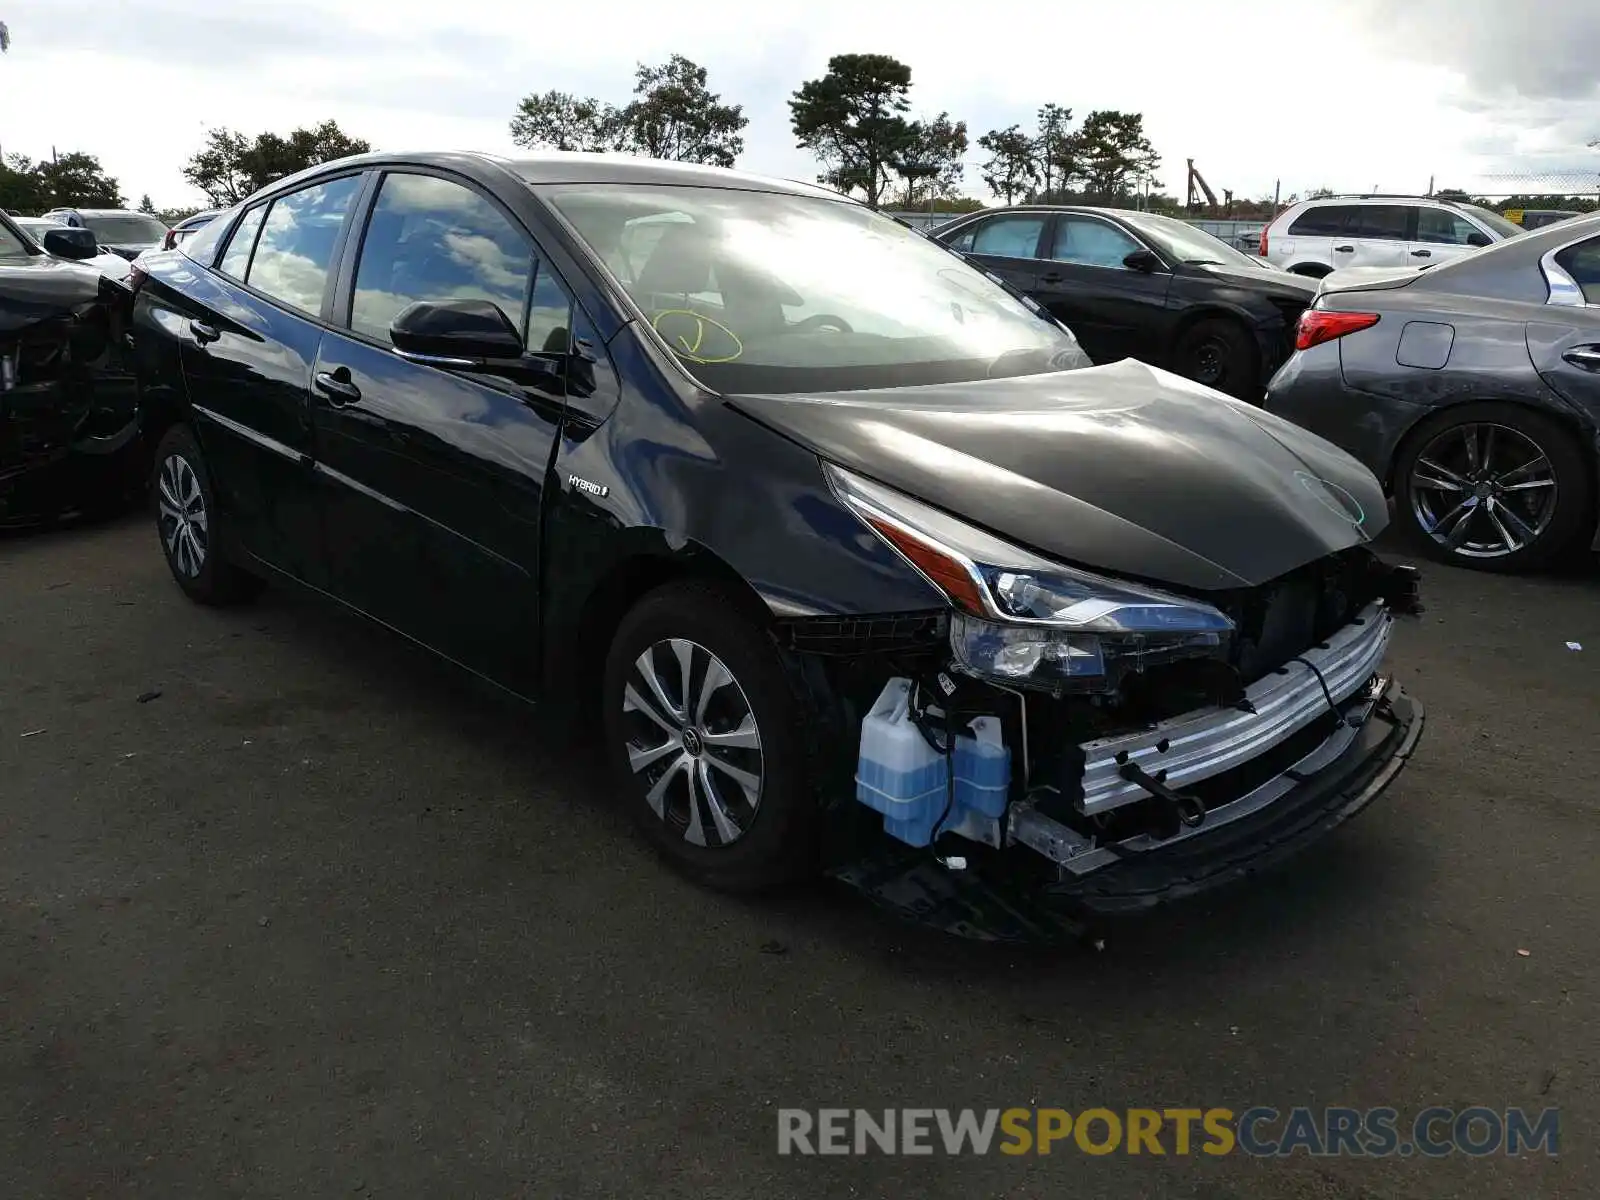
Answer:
(1348, 205, 1412, 241)
(949, 214, 1047, 259)
(1287, 206, 1354, 236)
(246, 175, 364, 316)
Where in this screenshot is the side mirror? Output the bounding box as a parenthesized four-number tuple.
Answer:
(1123, 248, 1162, 273)
(390, 299, 523, 365)
(42, 227, 100, 261)
(1465, 232, 1490, 248)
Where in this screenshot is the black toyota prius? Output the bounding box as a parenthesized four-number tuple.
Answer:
(126, 151, 1425, 929)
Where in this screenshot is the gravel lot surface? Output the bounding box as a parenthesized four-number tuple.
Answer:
(3, 513, 1596, 1198)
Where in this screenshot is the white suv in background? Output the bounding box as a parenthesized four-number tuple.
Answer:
(1259, 195, 1523, 278)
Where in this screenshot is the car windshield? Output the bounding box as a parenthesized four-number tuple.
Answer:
(537, 183, 1089, 394)
(83, 214, 168, 244)
(1460, 204, 1522, 239)
(1117, 211, 1266, 270)
(0, 218, 33, 261)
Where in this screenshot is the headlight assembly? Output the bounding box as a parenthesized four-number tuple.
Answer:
(826, 464, 1234, 694)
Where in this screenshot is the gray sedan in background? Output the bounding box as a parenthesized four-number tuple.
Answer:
(1265, 214, 1600, 571)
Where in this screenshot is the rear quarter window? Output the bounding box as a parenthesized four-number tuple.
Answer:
(1287, 206, 1354, 237)
(1554, 238, 1600, 305)
(217, 206, 266, 279)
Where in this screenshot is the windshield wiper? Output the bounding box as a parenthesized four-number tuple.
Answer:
(1184, 258, 1224, 266)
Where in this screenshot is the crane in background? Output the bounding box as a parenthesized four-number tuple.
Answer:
(1186, 159, 1233, 216)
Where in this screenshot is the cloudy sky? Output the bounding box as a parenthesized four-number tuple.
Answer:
(2, 0, 1597, 210)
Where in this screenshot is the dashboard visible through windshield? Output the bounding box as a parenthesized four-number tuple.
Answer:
(537, 182, 1090, 394)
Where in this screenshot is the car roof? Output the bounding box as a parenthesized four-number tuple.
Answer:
(48, 207, 148, 216)
(248, 149, 852, 205)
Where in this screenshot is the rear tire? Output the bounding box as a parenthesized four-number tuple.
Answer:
(1392, 403, 1591, 572)
(602, 580, 817, 892)
(151, 423, 263, 605)
(1172, 317, 1259, 400)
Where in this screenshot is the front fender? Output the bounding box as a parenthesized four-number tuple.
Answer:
(541, 327, 945, 678)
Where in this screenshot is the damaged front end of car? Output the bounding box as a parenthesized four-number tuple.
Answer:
(778, 465, 1425, 944)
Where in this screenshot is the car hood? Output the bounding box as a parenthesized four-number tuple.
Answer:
(729, 359, 1388, 593)
(1196, 261, 1317, 300)
(0, 256, 116, 333)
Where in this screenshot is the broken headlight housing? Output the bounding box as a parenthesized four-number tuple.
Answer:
(827, 465, 1234, 695)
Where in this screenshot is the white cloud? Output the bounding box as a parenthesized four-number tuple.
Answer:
(0, 0, 1596, 209)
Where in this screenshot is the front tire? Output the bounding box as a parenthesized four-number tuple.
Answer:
(1172, 317, 1259, 400)
(1392, 403, 1591, 572)
(602, 581, 817, 892)
(151, 424, 262, 605)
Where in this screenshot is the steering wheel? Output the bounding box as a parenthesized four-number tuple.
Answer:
(789, 313, 854, 335)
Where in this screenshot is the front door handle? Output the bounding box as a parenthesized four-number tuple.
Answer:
(313, 368, 362, 405)
(1411, 249, 1431, 258)
(1333, 245, 1354, 253)
(1562, 346, 1600, 372)
(1040, 272, 1064, 284)
(189, 320, 219, 345)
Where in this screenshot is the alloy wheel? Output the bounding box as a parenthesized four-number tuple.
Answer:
(1409, 422, 1558, 559)
(157, 454, 208, 577)
(621, 637, 764, 848)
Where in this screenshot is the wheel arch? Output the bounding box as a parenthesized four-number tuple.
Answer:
(542, 533, 775, 719)
(1288, 263, 1332, 278)
(1165, 305, 1265, 383)
(1383, 394, 1597, 494)
(1168, 304, 1259, 351)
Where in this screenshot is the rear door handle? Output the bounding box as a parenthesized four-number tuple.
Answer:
(1040, 273, 1063, 284)
(1562, 346, 1600, 372)
(1411, 249, 1431, 258)
(1333, 245, 1354, 253)
(313, 369, 362, 405)
(189, 320, 219, 345)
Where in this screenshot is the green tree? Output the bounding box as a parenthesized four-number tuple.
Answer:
(790, 53, 916, 209)
(183, 121, 370, 206)
(977, 124, 1039, 204)
(1305, 185, 1336, 200)
(1033, 103, 1075, 199)
(0, 154, 46, 211)
(138, 193, 156, 214)
(893, 112, 967, 207)
(509, 90, 619, 153)
(613, 54, 747, 167)
(0, 20, 10, 53)
(1070, 110, 1160, 200)
(35, 152, 122, 207)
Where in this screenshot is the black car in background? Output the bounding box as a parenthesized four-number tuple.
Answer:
(126, 151, 1423, 922)
(931, 205, 1316, 399)
(1265, 213, 1600, 573)
(0, 210, 143, 525)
